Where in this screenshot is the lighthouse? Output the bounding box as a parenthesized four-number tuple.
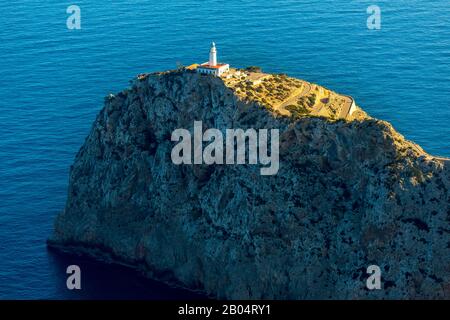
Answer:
(209, 42, 217, 66)
(196, 42, 230, 77)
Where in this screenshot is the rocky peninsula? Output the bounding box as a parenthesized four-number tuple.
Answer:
(48, 68, 450, 299)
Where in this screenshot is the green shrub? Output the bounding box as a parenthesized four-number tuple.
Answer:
(245, 66, 262, 73)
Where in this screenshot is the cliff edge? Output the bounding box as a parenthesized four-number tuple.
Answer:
(49, 69, 450, 299)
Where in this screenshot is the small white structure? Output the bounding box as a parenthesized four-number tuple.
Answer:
(196, 42, 230, 77)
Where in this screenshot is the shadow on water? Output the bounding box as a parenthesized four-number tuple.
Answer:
(46, 248, 208, 300)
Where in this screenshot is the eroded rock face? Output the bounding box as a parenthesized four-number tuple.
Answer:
(49, 71, 450, 299)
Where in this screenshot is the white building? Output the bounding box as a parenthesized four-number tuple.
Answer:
(196, 42, 230, 77)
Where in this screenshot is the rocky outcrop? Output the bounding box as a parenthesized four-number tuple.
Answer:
(48, 70, 450, 299)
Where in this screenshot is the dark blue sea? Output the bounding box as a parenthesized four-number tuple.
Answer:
(0, 0, 449, 299)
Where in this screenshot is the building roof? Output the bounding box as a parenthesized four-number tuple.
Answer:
(197, 63, 229, 69)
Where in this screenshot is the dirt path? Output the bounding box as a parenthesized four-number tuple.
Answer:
(273, 82, 312, 115)
(432, 156, 450, 162)
(311, 100, 327, 116)
(409, 143, 450, 162)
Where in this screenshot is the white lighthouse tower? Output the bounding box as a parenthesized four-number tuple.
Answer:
(196, 42, 230, 76)
(209, 42, 217, 66)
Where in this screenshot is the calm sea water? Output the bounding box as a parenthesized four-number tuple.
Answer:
(0, 0, 449, 299)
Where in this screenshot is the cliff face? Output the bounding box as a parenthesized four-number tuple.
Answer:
(49, 70, 450, 299)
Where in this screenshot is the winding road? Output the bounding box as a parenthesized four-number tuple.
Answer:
(274, 81, 312, 115)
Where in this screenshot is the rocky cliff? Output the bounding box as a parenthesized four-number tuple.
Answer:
(48, 69, 450, 299)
